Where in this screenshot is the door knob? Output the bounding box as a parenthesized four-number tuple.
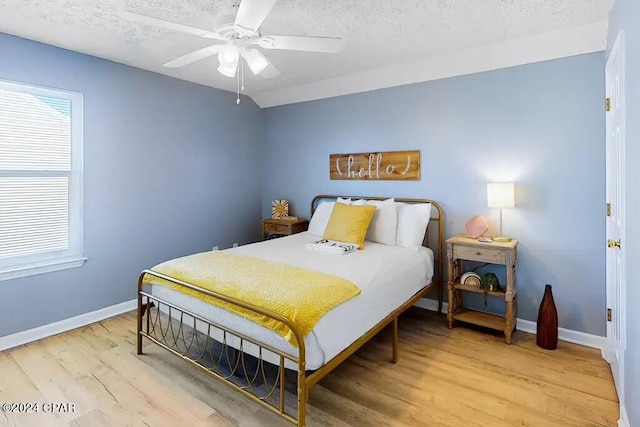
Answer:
(608, 239, 621, 248)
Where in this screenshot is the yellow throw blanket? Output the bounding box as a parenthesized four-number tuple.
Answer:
(143, 251, 361, 347)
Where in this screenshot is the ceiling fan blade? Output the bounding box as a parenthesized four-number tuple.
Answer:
(163, 45, 226, 68)
(119, 7, 221, 39)
(259, 35, 343, 53)
(241, 49, 270, 75)
(234, 0, 278, 31)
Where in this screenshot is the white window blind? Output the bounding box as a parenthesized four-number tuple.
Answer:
(0, 80, 85, 281)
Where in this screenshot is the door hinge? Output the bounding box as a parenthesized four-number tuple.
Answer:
(606, 98, 611, 112)
(607, 308, 612, 322)
(606, 203, 611, 216)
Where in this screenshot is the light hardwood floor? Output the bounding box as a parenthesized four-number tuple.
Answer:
(0, 309, 619, 427)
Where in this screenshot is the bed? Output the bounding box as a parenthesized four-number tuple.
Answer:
(137, 195, 444, 426)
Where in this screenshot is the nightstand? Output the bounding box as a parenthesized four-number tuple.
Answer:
(446, 235, 518, 344)
(262, 218, 309, 241)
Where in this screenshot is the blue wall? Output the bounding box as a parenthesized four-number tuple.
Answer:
(262, 53, 606, 336)
(0, 31, 610, 347)
(0, 33, 264, 337)
(608, 1, 639, 425)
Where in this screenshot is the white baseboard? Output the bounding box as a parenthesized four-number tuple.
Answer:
(515, 318, 606, 350)
(0, 299, 137, 352)
(618, 406, 630, 427)
(414, 298, 606, 351)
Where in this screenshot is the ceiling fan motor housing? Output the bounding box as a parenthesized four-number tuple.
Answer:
(214, 13, 258, 40)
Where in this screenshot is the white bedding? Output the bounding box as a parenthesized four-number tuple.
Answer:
(150, 232, 434, 370)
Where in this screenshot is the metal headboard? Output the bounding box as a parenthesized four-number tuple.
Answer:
(310, 195, 445, 313)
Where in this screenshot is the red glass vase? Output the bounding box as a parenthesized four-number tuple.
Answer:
(537, 284, 558, 350)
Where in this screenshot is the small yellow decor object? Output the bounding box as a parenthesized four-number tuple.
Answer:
(144, 252, 361, 347)
(271, 199, 289, 218)
(330, 150, 420, 180)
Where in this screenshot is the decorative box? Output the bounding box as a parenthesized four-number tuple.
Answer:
(271, 200, 289, 219)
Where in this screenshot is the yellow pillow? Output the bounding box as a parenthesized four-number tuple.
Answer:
(323, 203, 376, 249)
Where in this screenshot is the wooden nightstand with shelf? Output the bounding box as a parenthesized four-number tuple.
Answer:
(262, 218, 308, 241)
(446, 235, 518, 344)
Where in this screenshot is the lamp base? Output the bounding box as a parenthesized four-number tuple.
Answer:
(492, 235, 512, 242)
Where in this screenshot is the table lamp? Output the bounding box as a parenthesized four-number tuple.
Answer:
(487, 182, 515, 242)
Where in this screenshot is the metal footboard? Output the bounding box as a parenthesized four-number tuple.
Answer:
(137, 270, 308, 425)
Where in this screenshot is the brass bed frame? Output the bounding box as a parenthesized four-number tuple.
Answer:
(137, 195, 444, 426)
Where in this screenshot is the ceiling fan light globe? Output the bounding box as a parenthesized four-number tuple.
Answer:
(251, 60, 268, 75)
(218, 62, 238, 78)
(242, 49, 269, 75)
(218, 47, 239, 65)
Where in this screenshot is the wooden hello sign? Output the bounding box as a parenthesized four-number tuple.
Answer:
(330, 150, 420, 181)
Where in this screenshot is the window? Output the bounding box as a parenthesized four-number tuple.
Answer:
(0, 80, 85, 281)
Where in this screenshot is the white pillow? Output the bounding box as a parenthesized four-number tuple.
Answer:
(352, 198, 397, 245)
(308, 202, 335, 236)
(396, 202, 432, 250)
(336, 197, 352, 205)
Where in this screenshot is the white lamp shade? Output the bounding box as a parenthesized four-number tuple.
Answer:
(487, 183, 515, 208)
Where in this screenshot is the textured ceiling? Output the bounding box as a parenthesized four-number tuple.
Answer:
(0, 0, 613, 107)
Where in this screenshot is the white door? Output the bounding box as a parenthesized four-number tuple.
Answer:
(605, 30, 626, 413)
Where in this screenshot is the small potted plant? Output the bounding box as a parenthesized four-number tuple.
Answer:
(479, 273, 502, 305)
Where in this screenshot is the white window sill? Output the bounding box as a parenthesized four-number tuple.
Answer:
(0, 256, 87, 282)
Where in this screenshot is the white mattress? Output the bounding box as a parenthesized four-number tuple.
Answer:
(150, 232, 434, 370)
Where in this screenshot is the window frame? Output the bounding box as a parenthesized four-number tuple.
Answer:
(0, 79, 86, 282)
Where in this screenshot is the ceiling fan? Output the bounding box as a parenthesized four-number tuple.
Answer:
(120, 0, 343, 79)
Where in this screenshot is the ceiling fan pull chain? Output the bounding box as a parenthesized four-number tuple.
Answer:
(236, 64, 241, 105)
(241, 60, 245, 92)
